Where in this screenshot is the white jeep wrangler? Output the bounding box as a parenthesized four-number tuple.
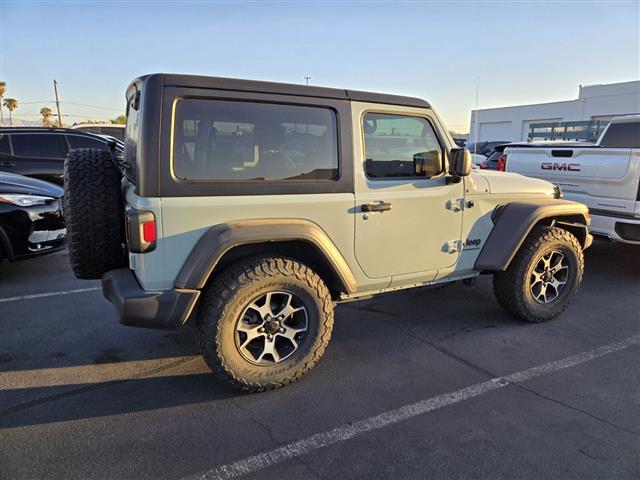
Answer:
(64, 73, 592, 391)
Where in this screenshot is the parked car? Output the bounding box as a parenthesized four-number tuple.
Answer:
(0, 127, 123, 186)
(70, 124, 125, 142)
(466, 140, 511, 157)
(478, 150, 502, 170)
(499, 115, 640, 244)
(64, 73, 590, 392)
(471, 152, 489, 167)
(0, 172, 66, 265)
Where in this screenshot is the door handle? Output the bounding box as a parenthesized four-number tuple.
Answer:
(362, 202, 392, 212)
(0, 161, 15, 167)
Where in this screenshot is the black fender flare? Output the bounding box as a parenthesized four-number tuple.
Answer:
(174, 219, 357, 293)
(474, 199, 590, 271)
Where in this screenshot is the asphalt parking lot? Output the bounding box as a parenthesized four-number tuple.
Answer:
(1, 241, 639, 480)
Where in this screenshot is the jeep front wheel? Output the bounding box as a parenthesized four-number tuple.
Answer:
(493, 225, 584, 323)
(196, 256, 334, 392)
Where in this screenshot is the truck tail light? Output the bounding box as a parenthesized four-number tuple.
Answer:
(497, 154, 507, 172)
(125, 209, 156, 253)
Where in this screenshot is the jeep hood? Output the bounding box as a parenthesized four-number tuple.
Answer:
(475, 170, 555, 196)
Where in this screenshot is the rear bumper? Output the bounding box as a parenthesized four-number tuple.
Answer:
(590, 213, 640, 245)
(102, 268, 200, 330)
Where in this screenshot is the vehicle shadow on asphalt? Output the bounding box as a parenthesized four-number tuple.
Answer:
(0, 240, 637, 430)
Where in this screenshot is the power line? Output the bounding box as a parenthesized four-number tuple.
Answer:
(5, 100, 122, 112)
(13, 100, 55, 105)
(61, 101, 122, 112)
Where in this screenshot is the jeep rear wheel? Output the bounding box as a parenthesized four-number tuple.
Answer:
(196, 256, 334, 392)
(493, 226, 584, 323)
(64, 148, 127, 279)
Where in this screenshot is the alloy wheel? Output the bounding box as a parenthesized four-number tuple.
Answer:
(235, 291, 308, 364)
(530, 250, 569, 304)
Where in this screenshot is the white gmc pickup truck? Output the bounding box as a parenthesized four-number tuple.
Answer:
(499, 115, 640, 244)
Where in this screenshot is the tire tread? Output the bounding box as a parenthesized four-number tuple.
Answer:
(196, 255, 334, 392)
(493, 225, 584, 323)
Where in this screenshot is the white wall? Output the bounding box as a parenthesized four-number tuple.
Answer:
(469, 80, 640, 142)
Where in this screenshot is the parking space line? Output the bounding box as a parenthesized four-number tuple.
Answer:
(185, 334, 640, 480)
(0, 287, 101, 303)
(0, 356, 208, 391)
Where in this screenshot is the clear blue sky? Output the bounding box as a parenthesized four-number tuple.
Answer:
(1, 0, 638, 132)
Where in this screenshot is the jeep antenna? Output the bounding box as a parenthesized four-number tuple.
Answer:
(304, 76, 312, 86)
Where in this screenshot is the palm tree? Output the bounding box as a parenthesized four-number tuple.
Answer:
(40, 107, 53, 126)
(0, 81, 6, 126)
(3, 98, 17, 126)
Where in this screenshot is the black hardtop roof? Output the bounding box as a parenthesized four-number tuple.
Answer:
(134, 73, 431, 109)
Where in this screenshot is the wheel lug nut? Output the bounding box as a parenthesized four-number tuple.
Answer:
(279, 327, 285, 333)
(279, 315, 284, 320)
(267, 334, 273, 340)
(258, 327, 265, 333)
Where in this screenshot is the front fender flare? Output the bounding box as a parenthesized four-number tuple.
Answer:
(474, 199, 590, 271)
(174, 219, 357, 293)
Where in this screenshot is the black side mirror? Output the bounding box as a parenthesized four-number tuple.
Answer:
(449, 148, 472, 177)
(413, 150, 442, 177)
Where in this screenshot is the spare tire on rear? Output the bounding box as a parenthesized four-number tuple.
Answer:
(64, 148, 127, 279)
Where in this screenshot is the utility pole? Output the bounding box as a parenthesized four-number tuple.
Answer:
(304, 76, 311, 86)
(473, 75, 479, 154)
(53, 80, 63, 127)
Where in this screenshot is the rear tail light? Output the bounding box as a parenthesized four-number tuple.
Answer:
(142, 220, 156, 243)
(497, 154, 507, 172)
(125, 209, 156, 253)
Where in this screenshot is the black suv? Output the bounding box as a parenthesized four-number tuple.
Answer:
(0, 127, 123, 186)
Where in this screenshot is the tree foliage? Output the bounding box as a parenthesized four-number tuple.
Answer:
(40, 106, 54, 126)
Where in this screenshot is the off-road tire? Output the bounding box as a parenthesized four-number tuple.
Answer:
(196, 256, 334, 392)
(64, 148, 127, 279)
(493, 225, 584, 323)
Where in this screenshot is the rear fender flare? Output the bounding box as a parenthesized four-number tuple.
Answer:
(174, 219, 357, 294)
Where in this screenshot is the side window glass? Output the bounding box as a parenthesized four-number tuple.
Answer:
(172, 99, 339, 181)
(363, 113, 442, 179)
(600, 123, 640, 148)
(11, 134, 65, 158)
(101, 127, 125, 141)
(68, 135, 106, 149)
(0, 134, 10, 154)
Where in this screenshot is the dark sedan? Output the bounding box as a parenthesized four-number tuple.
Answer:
(0, 172, 66, 264)
(0, 127, 123, 186)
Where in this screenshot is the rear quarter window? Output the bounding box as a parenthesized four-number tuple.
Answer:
(0, 134, 10, 154)
(101, 127, 125, 141)
(67, 134, 106, 149)
(11, 133, 66, 158)
(172, 99, 339, 182)
(600, 123, 640, 148)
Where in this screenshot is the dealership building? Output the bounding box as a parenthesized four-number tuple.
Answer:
(468, 80, 640, 143)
